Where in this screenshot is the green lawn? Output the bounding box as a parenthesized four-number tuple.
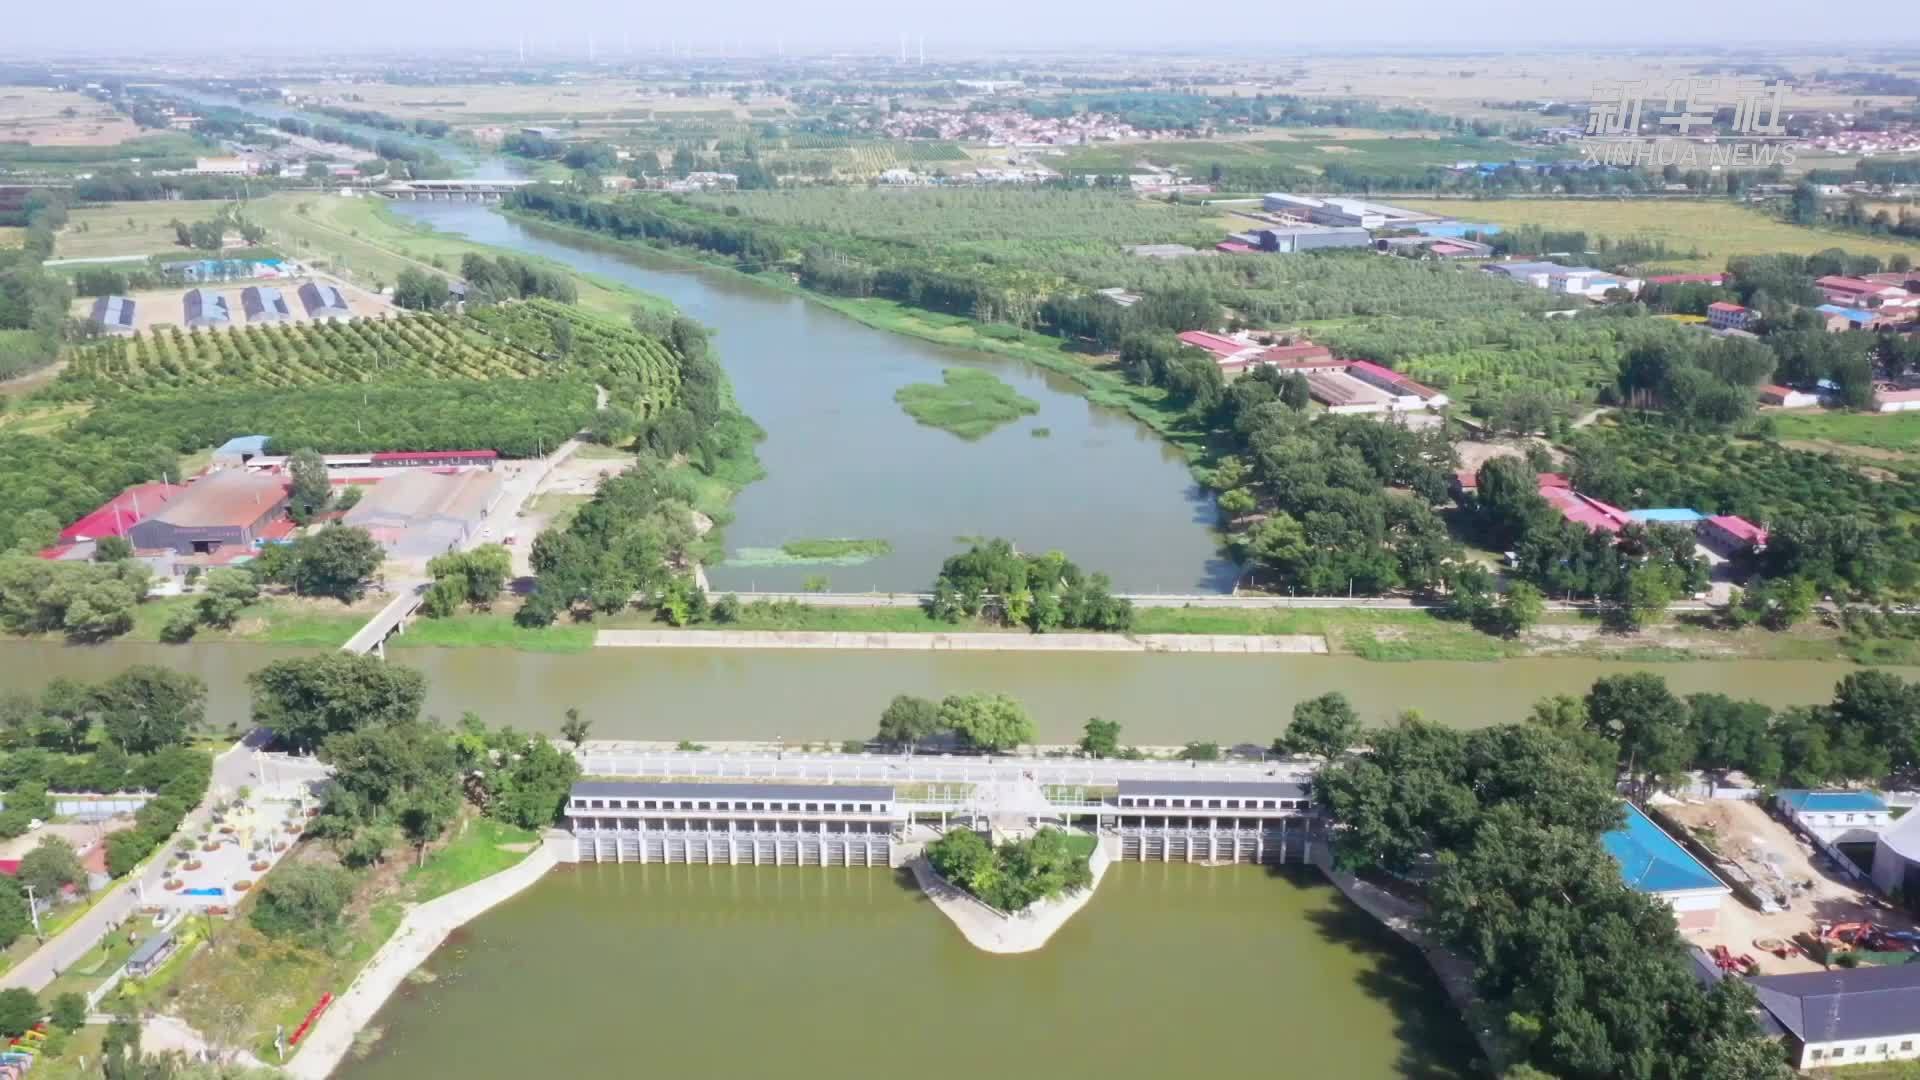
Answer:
(127, 596, 367, 648)
(393, 613, 596, 653)
(893, 368, 1040, 440)
(1770, 410, 1920, 455)
(170, 812, 541, 1063)
(57, 200, 236, 260)
(404, 819, 539, 902)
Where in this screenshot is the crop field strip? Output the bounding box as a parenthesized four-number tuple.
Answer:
(55, 300, 683, 416)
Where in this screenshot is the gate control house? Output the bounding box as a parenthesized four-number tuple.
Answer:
(1100, 780, 1315, 864)
(566, 781, 904, 867)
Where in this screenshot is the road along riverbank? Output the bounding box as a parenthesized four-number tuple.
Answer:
(595, 629, 1327, 653)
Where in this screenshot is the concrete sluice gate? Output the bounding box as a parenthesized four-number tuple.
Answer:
(574, 830, 891, 867)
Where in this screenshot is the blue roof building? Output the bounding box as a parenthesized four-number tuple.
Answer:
(1777, 790, 1888, 814)
(1628, 508, 1706, 524)
(1604, 803, 1730, 929)
(1817, 304, 1876, 327)
(1778, 789, 1893, 845)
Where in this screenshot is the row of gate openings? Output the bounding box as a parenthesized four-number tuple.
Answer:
(1119, 831, 1311, 865)
(577, 834, 892, 867)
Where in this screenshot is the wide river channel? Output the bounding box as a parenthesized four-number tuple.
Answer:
(336, 863, 1481, 1080)
(386, 200, 1233, 594)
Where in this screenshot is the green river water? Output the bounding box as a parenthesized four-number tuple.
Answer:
(337, 863, 1480, 1080)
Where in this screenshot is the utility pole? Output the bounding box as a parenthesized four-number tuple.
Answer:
(23, 884, 41, 942)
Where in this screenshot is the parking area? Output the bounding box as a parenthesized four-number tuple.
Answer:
(1661, 796, 1917, 974)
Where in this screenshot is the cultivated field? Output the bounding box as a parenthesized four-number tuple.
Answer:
(1391, 197, 1920, 271)
(244, 193, 644, 316)
(57, 300, 674, 409)
(0, 87, 141, 146)
(1060, 132, 1559, 175)
(280, 82, 785, 127)
(1276, 52, 1916, 115)
(55, 199, 238, 260)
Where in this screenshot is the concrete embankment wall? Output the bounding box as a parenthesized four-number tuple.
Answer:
(596, 630, 1327, 653)
(285, 835, 566, 1079)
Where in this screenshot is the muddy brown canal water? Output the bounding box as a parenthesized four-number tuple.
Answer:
(336, 863, 1480, 1080)
(0, 641, 1893, 745)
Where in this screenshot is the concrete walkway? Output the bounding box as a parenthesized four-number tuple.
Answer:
(283, 835, 565, 1079)
(907, 842, 1110, 955)
(596, 629, 1327, 653)
(1312, 847, 1501, 1066)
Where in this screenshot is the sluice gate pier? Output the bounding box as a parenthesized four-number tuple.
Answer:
(562, 751, 1323, 868)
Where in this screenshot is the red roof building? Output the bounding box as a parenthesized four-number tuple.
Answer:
(1702, 514, 1767, 552)
(58, 483, 188, 543)
(1176, 331, 1254, 361)
(1256, 342, 1334, 366)
(1543, 487, 1633, 533)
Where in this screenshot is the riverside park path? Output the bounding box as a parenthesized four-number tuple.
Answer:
(0, 739, 329, 994)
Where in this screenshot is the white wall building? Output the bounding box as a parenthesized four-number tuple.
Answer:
(1776, 789, 1893, 844)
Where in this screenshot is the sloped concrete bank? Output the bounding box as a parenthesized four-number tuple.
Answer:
(908, 842, 1113, 954)
(597, 629, 1327, 653)
(284, 835, 568, 1079)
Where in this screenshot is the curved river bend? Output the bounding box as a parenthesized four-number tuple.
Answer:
(387, 202, 1232, 594)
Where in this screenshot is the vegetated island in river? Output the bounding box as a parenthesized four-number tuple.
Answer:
(911, 826, 1109, 954)
(726, 538, 895, 567)
(893, 368, 1040, 440)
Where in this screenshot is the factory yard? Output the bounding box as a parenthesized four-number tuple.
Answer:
(68, 274, 392, 333)
(1659, 797, 1917, 975)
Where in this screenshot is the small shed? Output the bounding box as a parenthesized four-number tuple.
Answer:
(298, 281, 352, 321)
(241, 285, 294, 324)
(88, 295, 138, 335)
(126, 931, 178, 978)
(182, 288, 231, 329)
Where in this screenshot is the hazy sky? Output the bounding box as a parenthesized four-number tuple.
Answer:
(5, 0, 1913, 54)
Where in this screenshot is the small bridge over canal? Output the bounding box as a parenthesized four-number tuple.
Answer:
(372, 180, 534, 201)
(341, 579, 427, 657)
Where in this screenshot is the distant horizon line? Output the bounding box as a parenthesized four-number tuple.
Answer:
(4, 40, 1917, 61)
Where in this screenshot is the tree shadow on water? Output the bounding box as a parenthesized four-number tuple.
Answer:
(1276, 866, 1487, 1080)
